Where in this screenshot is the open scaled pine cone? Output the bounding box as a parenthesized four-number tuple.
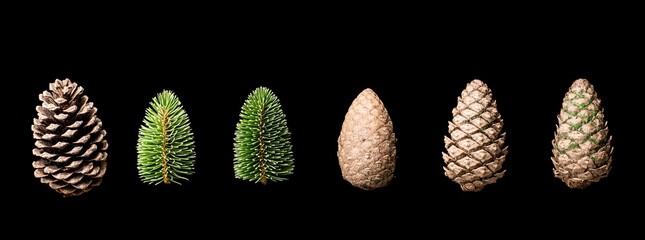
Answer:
(32, 79, 108, 197)
(443, 80, 507, 192)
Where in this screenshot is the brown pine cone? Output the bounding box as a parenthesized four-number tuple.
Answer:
(338, 88, 396, 190)
(443, 79, 508, 192)
(32, 79, 108, 197)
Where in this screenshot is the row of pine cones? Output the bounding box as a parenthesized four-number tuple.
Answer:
(339, 79, 613, 191)
(443, 79, 612, 191)
(32, 78, 613, 197)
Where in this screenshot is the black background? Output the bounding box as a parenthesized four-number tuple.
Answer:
(6, 8, 643, 230)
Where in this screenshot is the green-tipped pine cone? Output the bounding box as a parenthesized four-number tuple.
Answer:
(32, 79, 108, 197)
(443, 79, 507, 192)
(552, 79, 613, 189)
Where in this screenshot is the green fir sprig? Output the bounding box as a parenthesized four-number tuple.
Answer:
(234, 87, 294, 185)
(137, 90, 196, 185)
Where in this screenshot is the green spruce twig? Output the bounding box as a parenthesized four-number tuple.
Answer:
(137, 90, 196, 185)
(234, 87, 294, 185)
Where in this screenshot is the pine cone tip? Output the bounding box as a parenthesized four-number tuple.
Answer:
(571, 78, 591, 89)
(469, 79, 484, 85)
(359, 87, 375, 95)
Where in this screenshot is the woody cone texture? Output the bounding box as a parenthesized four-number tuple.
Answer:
(443, 79, 507, 192)
(338, 88, 396, 190)
(32, 79, 108, 197)
(552, 79, 612, 189)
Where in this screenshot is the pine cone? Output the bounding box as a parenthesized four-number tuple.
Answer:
(338, 88, 396, 190)
(443, 79, 507, 192)
(552, 79, 612, 189)
(32, 79, 108, 197)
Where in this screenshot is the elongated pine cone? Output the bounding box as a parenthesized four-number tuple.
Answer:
(32, 79, 108, 197)
(443, 79, 507, 192)
(552, 79, 612, 189)
(338, 88, 396, 190)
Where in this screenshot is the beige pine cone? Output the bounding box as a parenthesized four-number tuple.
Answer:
(443, 79, 507, 192)
(552, 79, 612, 189)
(338, 88, 396, 190)
(32, 79, 108, 197)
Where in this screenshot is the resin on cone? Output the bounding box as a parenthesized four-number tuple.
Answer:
(552, 79, 612, 189)
(443, 79, 507, 192)
(338, 88, 396, 190)
(32, 79, 108, 197)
